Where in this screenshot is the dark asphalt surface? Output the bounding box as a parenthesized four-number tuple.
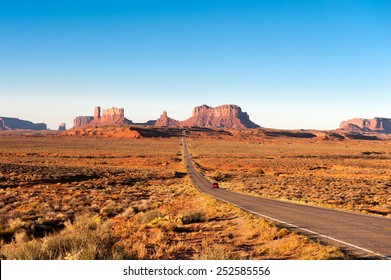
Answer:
(182, 137, 391, 259)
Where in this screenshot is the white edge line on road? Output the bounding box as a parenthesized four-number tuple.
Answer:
(212, 194, 391, 260)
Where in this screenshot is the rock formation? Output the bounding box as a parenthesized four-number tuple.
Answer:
(58, 123, 66, 131)
(63, 127, 143, 139)
(181, 104, 259, 129)
(72, 104, 258, 129)
(154, 111, 180, 127)
(73, 106, 132, 128)
(146, 120, 157, 125)
(73, 116, 94, 128)
(94, 106, 101, 121)
(133, 120, 157, 125)
(339, 118, 391, 133)
(100, 107, 125, 122)
(0, 117, 47, 130)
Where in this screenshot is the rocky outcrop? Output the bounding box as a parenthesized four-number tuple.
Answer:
(146, 120, 157, 125)
(63, 127, 142, 139)
(58, 123, 66, 131)
(181, 104, 259, 128)
(62, 126, 181, 138)
(0, 117, 47, 130)
(94, 106, 101, 120)
(73, 116, 94, 128)
(133, 120, 157, 125)
(154, 111, 180, 127)
(101, 107, 125, 122)
(73, 106, 132, 128)
(339, 118, 391, 133)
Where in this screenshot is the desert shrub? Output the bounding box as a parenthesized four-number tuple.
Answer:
(1, 239, 43, 260)
(212, 172, 232, 182)
(172, 171, 187, 178)
(276, 228, 290, 239)
(133, 199, 152, 213)
(121, 206, 135, 218)
(181, 210, 206, 225)
(0, 218, 31, 243)
(135, 210, 164, 224)
(0, 226, 16, 243)
(195, 244, 232, 260)
(2, 214, 130, 260)
(99, 206, 119, 217)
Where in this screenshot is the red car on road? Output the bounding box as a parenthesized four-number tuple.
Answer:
(212, 182, 219, 189)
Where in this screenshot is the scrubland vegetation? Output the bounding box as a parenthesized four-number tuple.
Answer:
(189, 137, 391, 216)
(0, 136, 344, 259)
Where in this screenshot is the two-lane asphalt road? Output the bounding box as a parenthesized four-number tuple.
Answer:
(182, 137, 391, 259)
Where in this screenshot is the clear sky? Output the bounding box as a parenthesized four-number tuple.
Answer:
(1, 0, 390, 130)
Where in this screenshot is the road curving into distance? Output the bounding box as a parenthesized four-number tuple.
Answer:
(182, 136, 391, 259)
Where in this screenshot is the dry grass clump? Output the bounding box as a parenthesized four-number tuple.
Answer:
(256, 234, 343, 260)
(181, 210, 206, 224)
(195, 239, 234, 260)
(135, 210, 164, 224)
(1, 214, 130, 260)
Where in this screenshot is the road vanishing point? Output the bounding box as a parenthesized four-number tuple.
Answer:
(182, 136, 391, 259)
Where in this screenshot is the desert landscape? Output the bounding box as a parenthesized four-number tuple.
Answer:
(0, 131, 350, 260)
(1, 102, 391, 260)
(1, 104, 391, 259)
(188, 132, 391, 217)
(1, 5, 390, 280)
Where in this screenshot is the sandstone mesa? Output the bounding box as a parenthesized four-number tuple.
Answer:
(181, 104, 259, 129)
(73, 104, 260, 129)
(58, 123, 67, 131)
(339, 118, 391, 133)
(0, 117, 47, 131)
(73, 106, 133, 128)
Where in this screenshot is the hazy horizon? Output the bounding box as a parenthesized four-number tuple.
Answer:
(1, 0, 390, 130)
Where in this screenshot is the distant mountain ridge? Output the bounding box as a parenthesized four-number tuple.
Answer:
(3, 106, 391, 134)
(0, 117, 47, 130)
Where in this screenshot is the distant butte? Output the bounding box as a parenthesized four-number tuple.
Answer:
(180, 104, 260, 129)
(58, 123, 66, 131)
(154, 111, 180, 127)
(153, 104, 260, 129)
(73, 106, 132, 128)
(0, 116, 47, 130)
(73, 104, 259, 129)
(339, 117, 391, 133)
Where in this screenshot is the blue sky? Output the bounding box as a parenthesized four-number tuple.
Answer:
(1, 0, 390, 129)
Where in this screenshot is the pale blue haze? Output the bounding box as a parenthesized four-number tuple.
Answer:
(0, 0, 390, 129)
